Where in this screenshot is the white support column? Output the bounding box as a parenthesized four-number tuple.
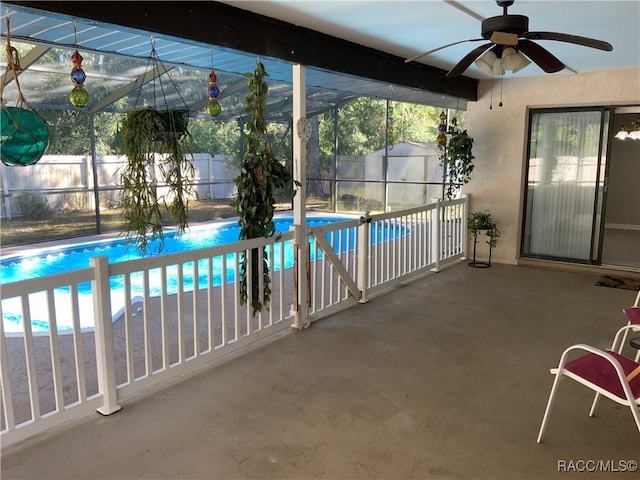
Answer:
(462, 194, 470, 261)
(91, 256, 121, 415)
(357, 211, 370, 303)
(291, 64, 309, 329)
(431, 198, 441, 272)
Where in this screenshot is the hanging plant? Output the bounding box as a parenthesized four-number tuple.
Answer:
(439, 117, 475, 200)
(120, 107, 194, 253)
(119, 39, 195, 253)
(231, 61, 298, 314)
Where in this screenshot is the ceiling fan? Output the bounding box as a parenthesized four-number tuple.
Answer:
(405, 0, 613, 77)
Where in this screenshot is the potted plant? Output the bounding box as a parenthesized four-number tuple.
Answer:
(231, 61, 299, 314)
(467, 210, 500, 267)
(439, 117, 474, 200)
(119, 106, 194, 253)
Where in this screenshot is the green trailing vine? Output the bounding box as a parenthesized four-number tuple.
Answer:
(231, 61, 298, 314)
(439, 118, 475, 200)
(120, 107, 194, 253)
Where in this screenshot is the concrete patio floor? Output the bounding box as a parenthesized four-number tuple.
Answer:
(2, 262, 639, 479)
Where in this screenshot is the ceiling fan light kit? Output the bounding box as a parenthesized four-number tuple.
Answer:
(475, 50, 497, 74)
(615, 118, 640, 140)
(474, 46, 530, 76)
(407, 0, 613, 78)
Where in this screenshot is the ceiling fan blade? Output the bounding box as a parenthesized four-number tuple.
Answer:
(446, 43, 494, 77)
(518, 39, 565, 73)
(523, 31, 613, 51)
(405, 38, 484, 63)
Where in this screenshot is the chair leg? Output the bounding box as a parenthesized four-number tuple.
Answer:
(589, 392, 601, 417)
(537, 372, 564, 443)
(631, 402, 640, 433)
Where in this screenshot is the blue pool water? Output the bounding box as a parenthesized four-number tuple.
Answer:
(0, 216, 345, 285)
(1, 214, 379, 334)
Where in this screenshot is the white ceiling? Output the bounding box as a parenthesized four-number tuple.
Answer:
(219, 0, 640, 79)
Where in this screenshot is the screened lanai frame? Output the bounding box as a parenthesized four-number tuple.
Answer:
(0, 3, 468, 246)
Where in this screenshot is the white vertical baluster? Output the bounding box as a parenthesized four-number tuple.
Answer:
(143, 269, 153, 373)
(207, 256, 215, 350)
(246, 248, 253, 335)
(160, 267, 169, 369)
(21, 296, 40, 421)
(46, 289, 64, 412)
(221, 254, 228, 346)
(192, 260, 200, 357)
(234, 252, 240, 341)
(69, 284, 86, 403)
(0, 303, 16, 430)
(123, 274, 134, 383)
(176, 264, 185, 363)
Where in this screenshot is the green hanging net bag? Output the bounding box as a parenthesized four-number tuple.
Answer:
(1, 17, 49, 167)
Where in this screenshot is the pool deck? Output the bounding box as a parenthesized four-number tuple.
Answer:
(2, 262, 640, 479)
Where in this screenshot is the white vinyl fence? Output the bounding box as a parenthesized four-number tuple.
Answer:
(0, 154, 238, 219)
(0, 197, 468, 450)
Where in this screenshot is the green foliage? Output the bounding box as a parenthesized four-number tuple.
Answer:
(17, 194, 54, 220)
(335, 98, 386, 155)
(439, 119, 475, 200)
(39, 110, 90, 155)
(120, 107, 195, 253)
(467, 211, 500, 248)
(388, 102, 440, 143)
(231, 62, 297, 314)
(188, 118, 241, 156)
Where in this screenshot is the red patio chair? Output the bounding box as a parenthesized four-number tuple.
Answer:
(537, 333, 640, 443)
(619, 306, 640, 362)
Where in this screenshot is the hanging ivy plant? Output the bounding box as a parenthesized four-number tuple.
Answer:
(120, 107, 194, 253)
(231, 61, 298, 314)
(439, 118, 475, 200)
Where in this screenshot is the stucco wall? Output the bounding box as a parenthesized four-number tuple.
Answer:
(465, 67, 640, 265)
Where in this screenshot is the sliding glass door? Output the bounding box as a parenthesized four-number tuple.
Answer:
(522, 108, 610, 263)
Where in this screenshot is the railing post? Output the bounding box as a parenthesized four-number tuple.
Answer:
(462, 194, 470, 261)
(430, 198, 441, 272)
(357, 211, 370, 303)
(90, 256, 121, 415)
(290, 224, 310, 330)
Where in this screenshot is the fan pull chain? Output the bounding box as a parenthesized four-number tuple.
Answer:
(499, 75, 504, 108)
(489, 74, 494, 110)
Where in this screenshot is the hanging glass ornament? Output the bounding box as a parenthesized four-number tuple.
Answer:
(0, 15, 49, 166)
(206, 66, 222, 117)
(69, 24, 88, 108)
(437, 111, 448, 146)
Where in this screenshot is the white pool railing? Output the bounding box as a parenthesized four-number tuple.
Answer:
(0, 196, 468, 450)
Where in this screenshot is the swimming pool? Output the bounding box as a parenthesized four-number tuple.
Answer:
(0, 214, 363, 334)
